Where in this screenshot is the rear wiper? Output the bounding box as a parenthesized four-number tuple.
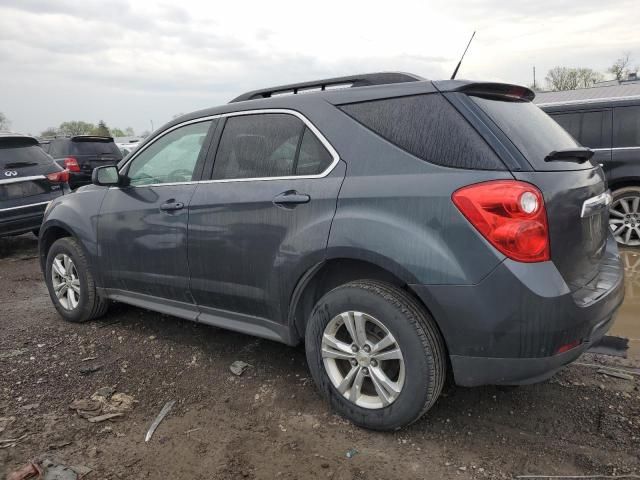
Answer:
(3, 162, 38, 168)
(544, 148, 594, 164)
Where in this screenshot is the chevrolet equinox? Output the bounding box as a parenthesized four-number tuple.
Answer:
(39, 73, 625, 430)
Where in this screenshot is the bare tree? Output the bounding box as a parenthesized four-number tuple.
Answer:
(545, 67, 603, 91)
(0, 111, 10, 131)
(575, 68, 604, 88)
(608, 52, 633, 81)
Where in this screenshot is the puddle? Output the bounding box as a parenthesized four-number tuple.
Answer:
(610, 248, 640, 359)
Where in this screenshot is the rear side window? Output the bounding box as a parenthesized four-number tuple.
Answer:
(472, 96, 588, 170)
(551, 110, 612, 148)
(613, 106, 640, 147)
(0, 139, 54, 168)
(339, 94, 504, 170)
(212, 113, 333, 180)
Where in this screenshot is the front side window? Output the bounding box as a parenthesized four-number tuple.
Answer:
(127, 121, 212, 186)
(613, 106, 640, 148)
(212, 113, 332, 180)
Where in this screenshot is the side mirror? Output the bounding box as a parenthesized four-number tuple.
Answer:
(92, 165, 120, 186)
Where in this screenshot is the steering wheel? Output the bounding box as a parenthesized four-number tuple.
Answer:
(167, 169, 193, 183)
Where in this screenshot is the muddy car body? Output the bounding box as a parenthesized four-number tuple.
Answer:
(39, 73, 624, 430)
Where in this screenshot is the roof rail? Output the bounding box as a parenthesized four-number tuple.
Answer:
(229, 72, 425, 103)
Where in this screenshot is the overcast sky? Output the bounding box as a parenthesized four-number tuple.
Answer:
(1, 0, 638, 135)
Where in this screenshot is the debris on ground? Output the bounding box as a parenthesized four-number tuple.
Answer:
(145, 400, 176, 442)
(69, 387, 135, 421)
(78, 365, 103, 375)
(7, 459, 92, 480)
(588, 335, 629, 358)
(6, 462, 43, 480)
(345, 448, 358, 459)
(229, 360, 251, 376)
(598, 368, 635, 381)
(0, 433, 29, 449)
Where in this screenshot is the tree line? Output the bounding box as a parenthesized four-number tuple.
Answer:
(39, 120, 138, 138)
(540, 52, 638, 91)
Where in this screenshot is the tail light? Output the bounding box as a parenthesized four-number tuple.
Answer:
(452, 180, 550, 262)
(63, 157, 80, 172)
(46, 169, 70, 184)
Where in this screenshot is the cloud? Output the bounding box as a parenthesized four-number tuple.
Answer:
(0, 0, 638, 135)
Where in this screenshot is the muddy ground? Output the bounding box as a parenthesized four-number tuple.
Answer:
(1, 234, 639, 479)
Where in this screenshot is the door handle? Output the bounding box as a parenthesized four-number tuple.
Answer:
(273, 191, 310, 207)
(160, 201, 184, 212)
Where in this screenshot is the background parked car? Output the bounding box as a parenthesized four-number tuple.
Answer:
(46, 135, 122, 189)
(536, 83, 640, 246)
(1, 133, 69, 237)
(114, 136, 143, 157)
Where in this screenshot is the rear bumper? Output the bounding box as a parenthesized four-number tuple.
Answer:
(449, 313, 615, 386)
(411, 235, 625, 387)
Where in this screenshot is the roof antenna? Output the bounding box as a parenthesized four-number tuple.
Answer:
(450, 31, 476, 80)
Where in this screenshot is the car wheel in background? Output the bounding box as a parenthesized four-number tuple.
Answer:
(610, 187, 640, 247)
(305, 280, 446, 430)
(45, 237, 108, 322)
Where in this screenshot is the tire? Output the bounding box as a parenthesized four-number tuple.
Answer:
(610, 186, 640, 247)
(45, 237, 109, 323)
(305, 280, 446, 430)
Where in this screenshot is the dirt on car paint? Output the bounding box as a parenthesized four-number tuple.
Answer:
(0, 234, 639, 479)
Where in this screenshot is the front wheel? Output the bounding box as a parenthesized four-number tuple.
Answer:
(305, 280, 446, 430)
(45, 237, 109, 322)
(610, 187, 640, 247)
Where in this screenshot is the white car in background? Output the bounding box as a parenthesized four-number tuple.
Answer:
(114, 137, 143, 157)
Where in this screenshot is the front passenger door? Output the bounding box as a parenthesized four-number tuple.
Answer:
(99, 120, 215, 304)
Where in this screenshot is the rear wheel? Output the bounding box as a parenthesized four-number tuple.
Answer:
(305, 280, 446, 430)
(45, 237, 109, 322)
(610, 187, 640, 247)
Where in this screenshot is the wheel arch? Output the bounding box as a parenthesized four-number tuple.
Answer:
(39, 221, 96, 281)
(608, 177, 640, 192)
(287, 257, 448, 357)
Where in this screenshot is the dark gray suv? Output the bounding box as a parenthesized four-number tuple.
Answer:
(38, 73, 624, 430)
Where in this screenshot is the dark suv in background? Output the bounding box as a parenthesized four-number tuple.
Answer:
(1, 133, 68, 237)
(536, 84, 640, 246)
(44, 136, 122, 189)
(39, 73, 624, 430)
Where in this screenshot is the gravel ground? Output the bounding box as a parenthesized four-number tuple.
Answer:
(1, 233, 639, 479)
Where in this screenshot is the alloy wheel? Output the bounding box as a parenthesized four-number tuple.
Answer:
(51, 253, 81, 310)
(321, 311, 405, 409)
(610, 195, 640, 246)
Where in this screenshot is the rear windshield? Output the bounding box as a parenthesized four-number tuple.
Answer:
(70, 139, 122, 157)
(471, 96, 591, 170)
(0, 141, 54, 169)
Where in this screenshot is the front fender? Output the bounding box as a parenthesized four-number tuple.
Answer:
(39, 186, 108, 284)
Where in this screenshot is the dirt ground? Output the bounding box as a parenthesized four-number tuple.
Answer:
(1, 234, 639, 479)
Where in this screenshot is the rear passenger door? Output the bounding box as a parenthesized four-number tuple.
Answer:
(188, 111, 345, 325)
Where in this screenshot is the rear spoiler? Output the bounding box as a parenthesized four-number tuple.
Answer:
(0, 134, 39, 147)
(71, 135, 114, 142)
(434, 81, 535, 102)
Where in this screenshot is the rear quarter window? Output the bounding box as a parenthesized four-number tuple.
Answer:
(613, 105, 640, 147)
(339, 94, 505, 170)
